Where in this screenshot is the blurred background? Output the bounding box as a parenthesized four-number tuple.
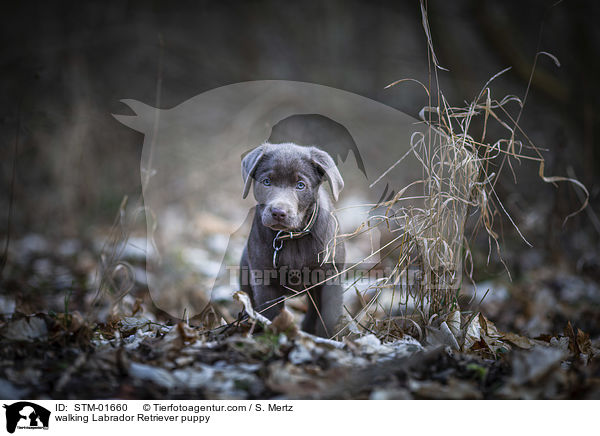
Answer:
(0, 0, 599, 335)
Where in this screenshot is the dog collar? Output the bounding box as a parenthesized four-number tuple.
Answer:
(272, 199, 320, 268)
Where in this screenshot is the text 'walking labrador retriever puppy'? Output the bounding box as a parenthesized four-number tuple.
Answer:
(239, 142, 345, 338)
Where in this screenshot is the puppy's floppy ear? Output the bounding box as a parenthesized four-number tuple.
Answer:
(310, 147, 344, 201)
(241, 145, 266, 199)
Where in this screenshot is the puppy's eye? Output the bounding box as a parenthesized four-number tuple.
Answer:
(296, 181, 306, 190)
(262, 178, 271, 186)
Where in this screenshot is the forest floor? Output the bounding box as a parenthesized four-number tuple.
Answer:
(1, 232, 599, 400)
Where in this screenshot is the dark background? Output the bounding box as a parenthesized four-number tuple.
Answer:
(1, 0, 598, 275)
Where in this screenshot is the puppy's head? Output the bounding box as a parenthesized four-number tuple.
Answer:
(241, 142, 343, 231)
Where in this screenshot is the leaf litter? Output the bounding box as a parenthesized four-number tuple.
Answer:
(0, 270, 598, 399)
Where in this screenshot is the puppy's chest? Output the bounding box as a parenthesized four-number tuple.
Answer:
(275, 238, 334, 292)
(276, 237, 325, 271)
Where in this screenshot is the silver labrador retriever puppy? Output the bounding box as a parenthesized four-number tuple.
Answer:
(239, 142, 345, 337)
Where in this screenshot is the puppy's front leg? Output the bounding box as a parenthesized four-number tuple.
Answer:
(315, 284, 343, 338)
(252, 284, 285, 321)
(301, 286, 322, 335)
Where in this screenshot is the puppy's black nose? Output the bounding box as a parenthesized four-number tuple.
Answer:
(271, 208, 287, 221)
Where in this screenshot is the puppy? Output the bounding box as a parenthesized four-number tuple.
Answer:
(239, 142, 345, 337)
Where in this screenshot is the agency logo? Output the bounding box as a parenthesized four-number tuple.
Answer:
(111, 80, 428, 319)
(3, 402, 50, 433)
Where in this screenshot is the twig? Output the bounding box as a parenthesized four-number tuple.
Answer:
(0, 102, 20, 280)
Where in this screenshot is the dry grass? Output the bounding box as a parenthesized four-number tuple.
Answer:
(322, 0, 589, 341)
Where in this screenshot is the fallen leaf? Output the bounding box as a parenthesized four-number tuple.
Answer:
(426, 322, 459, 350)
(463, 314, 481, 350)
(502, 332, 535, 349)
(447, 310, 461, 338)
(479, 314, 502, 339)
(233, 291, 271, 325)
(270, 309, 298, 337)
(576, 328, 592, 356)
(564, 321, 577, 355)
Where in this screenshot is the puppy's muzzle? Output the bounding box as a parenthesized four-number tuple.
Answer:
(270, 207, 287, 222)
(262, 201, 300, 230)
